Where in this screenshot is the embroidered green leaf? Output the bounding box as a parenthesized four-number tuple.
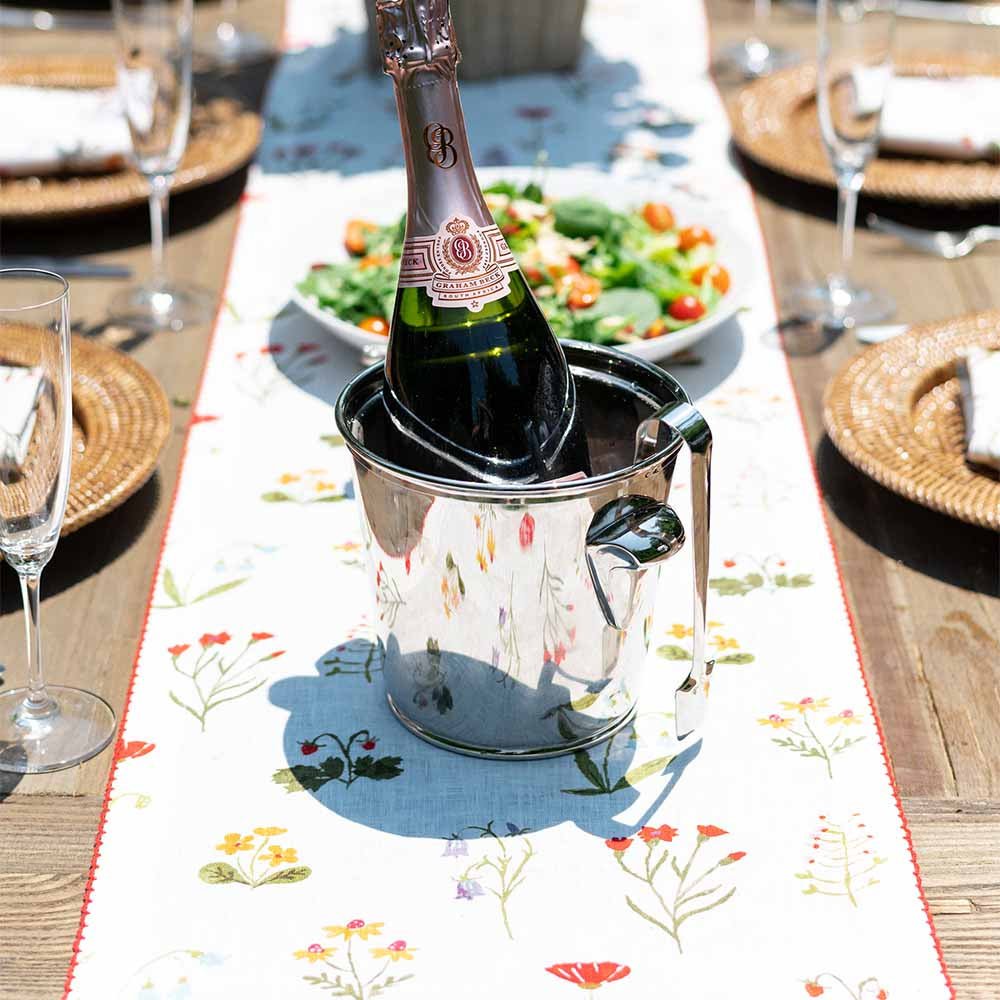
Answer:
(311, 494, 347, 503)
(192, 577, 249, 603)
(161, 568, 183, 606)
(789, 573, 813, 588)
(744, 572, 764, 588)
(561, 786, 608, 795)
(353, 755, 404, 781)
(320, 756, 346, 781)
(622, 755, 673, 787)
(716, 652, 755, 664)
(272, 767, 305, 793)
(656, 644, 691, 661)
(260, 491, 293, 502)
(258, 865, 312, 886)
(285, 760, 339, 792)
(198, 862, 248, 885)
(572, 750, 607, 790)
(134, 794, 152, 809)
(570, 691, 599, 712)
(709, 576, 755, 597)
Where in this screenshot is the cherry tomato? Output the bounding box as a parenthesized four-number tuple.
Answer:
(524, 266, 545, 285)
(547, 257, 581, 281)
(345, 219, 377, 256)
(690, 263, 730, 294)
(359, 253, 393, 270)
(643, 318, 666, 339)
(642, 202, 676, 232)
(561, 273, 602, 310)
(677, 226, 715, 252)
(668, 295, 706, 321)
(359, 316, 390, 337)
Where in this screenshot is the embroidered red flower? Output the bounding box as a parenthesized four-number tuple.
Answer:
(167, 643, 190, 657)
(405, 552, 412, 575)
(264, 650, 287, 660)
(260, 344, 285, 355)
(553, 643, 567, 665)
(721, 851, 746, 864)
(604, 837, 632, 852)
(804, 983, 824, 998)
(545, 962, 631, 989)
(723, 558, 736, 568)
(199, 632, 232, 648)
(519, 512, 535, 549)
(251, 632, 274, 642)
(300, 741, 320, 755)
(638, 824, 678, 843)
(697, 824, 728, 838)
(118, 740, 155, 761)
(876, 991, 887, 999)
(190, 413, 220, 425)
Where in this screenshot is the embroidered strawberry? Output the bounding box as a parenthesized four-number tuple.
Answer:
(804, 983, 824, 997)
(723, 558, 736, 568)
(300, 741, 320, 756)
(361, 739, 377, 751)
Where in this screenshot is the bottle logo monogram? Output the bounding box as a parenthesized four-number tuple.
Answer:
(423, 122, 457, 169)
(398, 215, 517, 312)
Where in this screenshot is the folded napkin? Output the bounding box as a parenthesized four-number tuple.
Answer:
(0, 365, 43, 474)
(0, 85, 132, 177)
(853, 73, 1000, 161)
(958, 346, 1000, 471)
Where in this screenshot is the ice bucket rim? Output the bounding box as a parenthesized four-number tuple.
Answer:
(334, 340, 688, 501)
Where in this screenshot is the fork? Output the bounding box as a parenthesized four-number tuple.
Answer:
(867, 214, 1000, 259)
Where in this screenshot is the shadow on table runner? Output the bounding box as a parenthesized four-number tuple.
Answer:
(270, 638, 701, 841)
(257, 29, 689, 177)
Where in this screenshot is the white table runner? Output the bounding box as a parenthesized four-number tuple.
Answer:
(63, 2, 952, 997)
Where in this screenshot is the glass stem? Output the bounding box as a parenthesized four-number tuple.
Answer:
(18, 572, 55, 721)
(833, 176, 861, 291)
(148, 173, 171, 293)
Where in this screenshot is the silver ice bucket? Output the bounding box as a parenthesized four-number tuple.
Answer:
(335, 342, 714, 759)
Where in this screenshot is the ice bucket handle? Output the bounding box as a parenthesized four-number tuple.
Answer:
(635, 400, 714, 741)
(585, 495, 685, 633)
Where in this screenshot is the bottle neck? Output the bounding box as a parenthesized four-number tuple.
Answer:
(393, 68, 492, 237)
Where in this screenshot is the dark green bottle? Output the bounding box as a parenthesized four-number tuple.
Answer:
(376, 0, 591, 483)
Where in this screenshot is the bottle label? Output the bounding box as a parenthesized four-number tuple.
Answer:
(398, 214, 517, 313)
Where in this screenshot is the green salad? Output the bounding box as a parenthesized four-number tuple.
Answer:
(298, 180, 732, 346)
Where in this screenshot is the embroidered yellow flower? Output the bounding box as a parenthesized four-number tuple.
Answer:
(757, 714, 791, 729)
(780, 697, 830, 714)
(371, 940, 416, 962)
(253, 826, 287, 837)
(265, 845, 298, 867)
(324, 919, 384, 941)
(707, 620, 723, 629)
(827, 709, 861, 726)
(668, 624, 693, 639)
(294, 944, 335, 963)
(476, 550, 487, 572)
(710, 635, 739, 651)
(315, 481, 338, 493)
(278, 473, 300, 484)
(216, 832, 254, 855)
(486, 529, 495, 561)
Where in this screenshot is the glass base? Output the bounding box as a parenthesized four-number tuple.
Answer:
(0, 686, 116, 774)
(716, 37, 799, 78)
(109, 281, 215, 334)
(784, 279, 895, 330)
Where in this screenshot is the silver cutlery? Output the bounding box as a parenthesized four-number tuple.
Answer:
(0, 257, 132, 279)
(867, 215, 1000, 260)
(0, 5, 112, 31)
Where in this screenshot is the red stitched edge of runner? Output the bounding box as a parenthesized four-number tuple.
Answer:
(699, 5, 953, 992)
(60, 11, 293, 993)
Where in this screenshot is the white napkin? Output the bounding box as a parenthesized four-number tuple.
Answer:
(958, 346, 1000, 471)
(874, 75, 1000, 161)
(0, 365, 43, 474)
(0, 85, 132, 177)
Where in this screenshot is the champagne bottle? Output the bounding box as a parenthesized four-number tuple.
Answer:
(375, 0, 591, 483)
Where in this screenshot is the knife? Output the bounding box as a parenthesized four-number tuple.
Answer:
(0, 257, 132, 279)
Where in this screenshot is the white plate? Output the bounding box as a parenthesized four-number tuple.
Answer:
(291, 166, 755, 364)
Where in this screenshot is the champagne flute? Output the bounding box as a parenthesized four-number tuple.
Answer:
(0, 271, 116, 774)
(717, 0, 797, 79)
(210, 0, 268, 66)
(111, 0, 213, 333)
(786, 0, 897, 328)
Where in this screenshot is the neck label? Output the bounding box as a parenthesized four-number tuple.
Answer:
(399, 214, 517, 312)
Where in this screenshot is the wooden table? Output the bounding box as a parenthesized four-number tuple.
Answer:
(1, 2, 997, 996)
